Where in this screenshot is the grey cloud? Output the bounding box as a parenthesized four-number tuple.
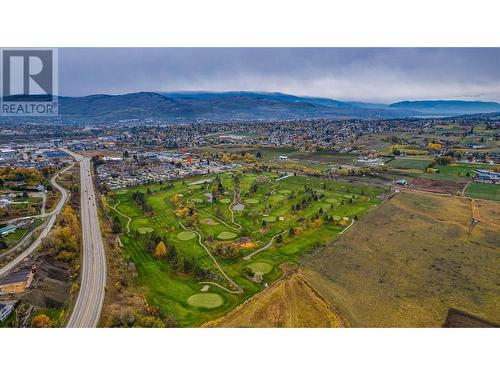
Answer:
(58, 48, 500, 103)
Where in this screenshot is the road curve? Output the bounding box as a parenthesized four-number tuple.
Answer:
(64, 149, 107, 328)
(0, 163, 73, 278)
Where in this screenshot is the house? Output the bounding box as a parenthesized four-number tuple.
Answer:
(0, 198, 12, 208)
(0, 303, 15, 322)
(0, 224, 17, 237)
(0, 267, 35, 295)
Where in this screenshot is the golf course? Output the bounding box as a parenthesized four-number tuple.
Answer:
(108, 170, 385, 326)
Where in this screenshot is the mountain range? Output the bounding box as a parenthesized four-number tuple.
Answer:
(3, 91, 500, 123)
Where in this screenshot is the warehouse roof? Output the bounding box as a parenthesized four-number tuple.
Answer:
(0, 269, 32, 285)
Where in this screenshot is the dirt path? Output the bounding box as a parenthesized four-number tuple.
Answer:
(461, 181, 471, 196)
(106, 200, 132, 234)
(243, 230, 287, 260)
(471, 199, 500, 230)
(198, 210, 240, 231)
(228, 188, 243, 230)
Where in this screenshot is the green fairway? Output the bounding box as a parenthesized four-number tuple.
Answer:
(248, 262, 273, 274)
(110, 170, 386, 326)
(187, 293, 224, 309)
(217, 231, 238, 240)
(177, 231, 197, 241)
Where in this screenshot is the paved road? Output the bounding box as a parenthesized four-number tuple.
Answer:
(64, 150, 107, 328)
(0, 164, 73, 278)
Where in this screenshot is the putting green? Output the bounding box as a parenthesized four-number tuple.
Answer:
(137, 227, 154, 234)
(217, 231, 237, 240)
(187, 293, 224, 309)
(177, 231, 197, 241)
(262, 216, 277, 222)
(245, 198, 259, 204)
(278, 189, 292, 195)
(191, 197, 204, 203)
(332, 215, 341, 222)
(248, 262, 272, 274)
(326, 198, 338, 203)
(219, 198, 231, 204)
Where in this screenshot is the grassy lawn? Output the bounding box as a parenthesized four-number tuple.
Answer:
(109, 170, 385, 326)
(466, 183, 500, 201)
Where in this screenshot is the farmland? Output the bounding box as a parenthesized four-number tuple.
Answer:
(107, 170, 385, 326)
(207, 271, 343, 328)
(303, 191, 500, 327)
(465, 182, 500, 201)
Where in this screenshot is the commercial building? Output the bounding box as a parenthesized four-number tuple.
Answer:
(474, 170, 500, 183)
(0, 224, 17, 237)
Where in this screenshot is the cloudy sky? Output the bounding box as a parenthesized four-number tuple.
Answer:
(59, 48, 500, 103)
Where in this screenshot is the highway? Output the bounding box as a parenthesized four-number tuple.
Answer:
(64, 150, 107, 328)
(0, 163, 73, 278)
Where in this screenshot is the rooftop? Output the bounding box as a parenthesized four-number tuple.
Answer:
(0, 269, 32, 285)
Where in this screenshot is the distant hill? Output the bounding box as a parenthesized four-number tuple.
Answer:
(389, 100, 500, 116)
(53, 91, 415, 123)
(2, 91, 499, 124)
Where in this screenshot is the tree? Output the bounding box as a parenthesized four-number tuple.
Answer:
(112, 217, 121, 233)
(171, 192, 180, 206)
(213, 242, 239, 259)
(32, 314, 52, 328)
(221, 153, 232, 164)
(154, 241, 167, 259)
(243, 152, 256, 164)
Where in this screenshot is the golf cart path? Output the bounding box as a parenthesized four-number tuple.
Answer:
(178, 222, 242, 294)
(107, 200, 132, 233)
(228, 188, 243, 229)
(243, 230, 287, 260)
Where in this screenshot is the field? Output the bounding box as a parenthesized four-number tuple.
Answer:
(387, 157, 429, 170)
(304, 191, 500, 327)
(206, 271, 343, 328)
(465, 182, 500, 201)
(109, 170, 385, 326)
